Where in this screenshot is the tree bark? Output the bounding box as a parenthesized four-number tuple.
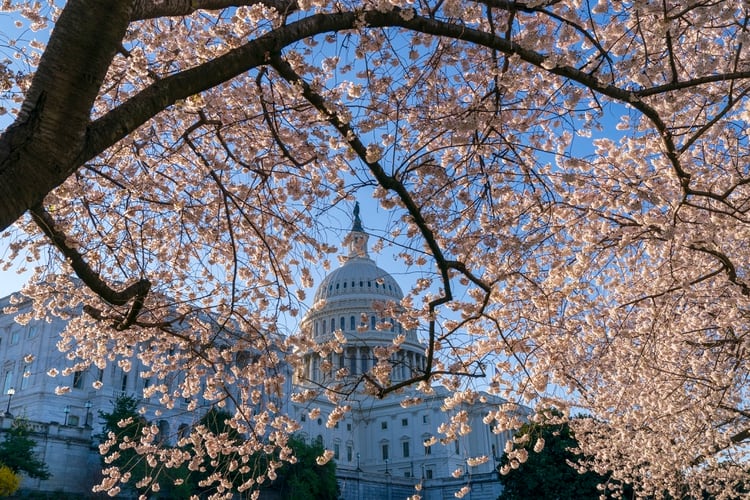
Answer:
(0, 0, 132, 230)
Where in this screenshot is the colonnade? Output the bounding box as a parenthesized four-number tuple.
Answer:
(302, 346, 426, 384)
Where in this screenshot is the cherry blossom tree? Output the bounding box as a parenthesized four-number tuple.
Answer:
(0, 0, 749, 498)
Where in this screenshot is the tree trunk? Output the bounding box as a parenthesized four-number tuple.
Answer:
(0, 0, 132, 230)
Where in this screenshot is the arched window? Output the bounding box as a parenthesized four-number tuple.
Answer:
(330, 318, 335, 333)
(370, 316, 376, 330)
(314, 321, 319, 336)
(340, 317, 345, 331)
(350, 316, 356, 330)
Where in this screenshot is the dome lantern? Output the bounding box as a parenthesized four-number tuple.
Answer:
(345, 201, 369, 259)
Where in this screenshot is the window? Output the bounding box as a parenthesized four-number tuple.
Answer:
(68, 415, 80, 427)
(27, 326, 37, 338)
(10, 330, 19, 345)
(350, 316, 355, 330)
(157, 420, 170, 444)
(121, 373, 128, 393)
(340, 317, 345, 331)
(178, 424, 190, 440)
(73, 370, 84, 389)
(330, 318, 335, 333)
(301, 413, 306, 422)
(315, 322, 319, 336)
(455, 440, 460, 454)
(381, 421, 388, 430)
(3, 371, 12, 393)
(370, 316, 376, 330)
(425, 468, 433, 479)
(422, 414, 429, 424)
(401, 418, 408, 427)
(381, 443, 389, 460)
(347, 423, 352, 431)
(425, 444, 431, 455)
(334, 443, 340, 460)
(347, 445, 353, 462)
(402, 441, 410, 458)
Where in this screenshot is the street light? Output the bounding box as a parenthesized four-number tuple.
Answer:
(4, 388, 14, 418)
(63, 405, 70, 425)
(84, 400, 93, 427)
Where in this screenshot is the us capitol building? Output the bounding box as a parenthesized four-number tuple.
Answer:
(0, 206, 516, 499)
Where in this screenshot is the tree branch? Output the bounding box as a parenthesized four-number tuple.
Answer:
(28, 204, 151, 330)
(0, 0, 133, 230)
(130, 0, 299, 21)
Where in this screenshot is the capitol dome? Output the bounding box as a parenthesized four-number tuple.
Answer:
(313, 256, 403, 304)
(297, 203, 426, 388)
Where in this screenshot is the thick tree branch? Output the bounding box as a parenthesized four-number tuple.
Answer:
(131, 0, 299, 20)
(3, 5, 743, 235)
(28, 204, 151, 330)
(0, 0, 132, 230)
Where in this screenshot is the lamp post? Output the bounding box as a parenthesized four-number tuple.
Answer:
(63, 405, 70, 425)
(84, 400, 93, 427)
(4, 388, 14, 417)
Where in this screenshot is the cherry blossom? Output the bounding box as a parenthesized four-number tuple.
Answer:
(0, 0, 748, 497)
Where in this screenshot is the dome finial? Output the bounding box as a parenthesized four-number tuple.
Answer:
(352, 202, 363, 232)
(346, 201, 369, 258)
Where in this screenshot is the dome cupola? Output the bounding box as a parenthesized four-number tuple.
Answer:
(314, 202, 403, 304)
